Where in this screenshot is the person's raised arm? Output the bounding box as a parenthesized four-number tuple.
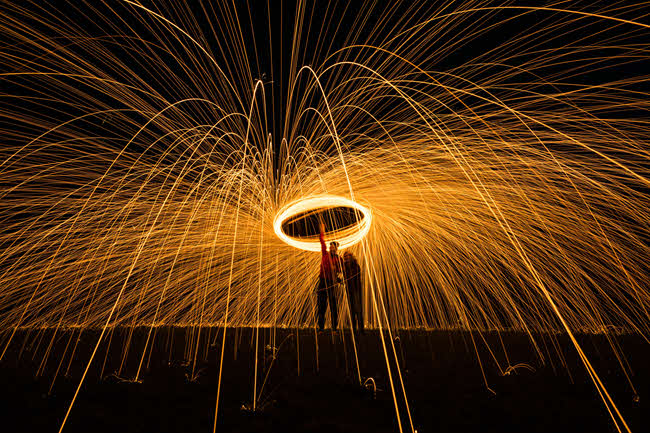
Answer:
(319, 221, 327, 255)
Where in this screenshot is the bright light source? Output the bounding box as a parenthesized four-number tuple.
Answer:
(274, 195, 372, 251)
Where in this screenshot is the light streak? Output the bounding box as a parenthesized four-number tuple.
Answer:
(273, 195, 372, 251)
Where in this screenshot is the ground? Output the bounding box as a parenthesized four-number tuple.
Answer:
(0, 327, 647, 432)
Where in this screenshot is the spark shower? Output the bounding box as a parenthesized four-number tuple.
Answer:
(0, 1, 649, 432)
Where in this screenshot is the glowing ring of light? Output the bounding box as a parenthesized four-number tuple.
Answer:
(274, 195, 372, 252)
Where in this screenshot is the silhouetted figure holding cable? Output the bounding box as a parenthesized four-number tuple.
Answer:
(343, 251, 364, 333)
(317, 221, 341, 331)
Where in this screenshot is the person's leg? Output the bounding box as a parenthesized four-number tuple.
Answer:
(317, 290, 327, 330)
(354, 289, 364, 332)
(348, 294, 358, 331)
(317, 280, 327, 330)
(328, 283, 338, 330)
(345, 287, 354, 330)
(358, 299, 364, 332)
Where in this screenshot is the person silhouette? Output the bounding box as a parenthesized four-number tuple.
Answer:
(343, 251, 364, 333)
(316, 221, 341, 331)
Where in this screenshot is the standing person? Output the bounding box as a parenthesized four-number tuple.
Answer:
(343, 251, 364, 333)
(316, 221, 341, 331)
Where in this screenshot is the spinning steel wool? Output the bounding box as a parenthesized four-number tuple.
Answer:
(273, 195, 372, 251)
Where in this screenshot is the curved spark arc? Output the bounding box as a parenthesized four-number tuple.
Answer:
(273, 195, 372, 251)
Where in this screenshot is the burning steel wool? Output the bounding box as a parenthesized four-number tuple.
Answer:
(273, 196, 372, 251)
(0, 1, 649, 432)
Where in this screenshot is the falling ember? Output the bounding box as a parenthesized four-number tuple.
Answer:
(273, 195, 372, 251)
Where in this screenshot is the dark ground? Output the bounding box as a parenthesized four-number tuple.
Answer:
(0, 326, 648, 433)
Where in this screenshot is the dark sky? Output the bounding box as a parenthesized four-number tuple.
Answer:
(0, 0, 648, 193)
(2, 1, 648, 143)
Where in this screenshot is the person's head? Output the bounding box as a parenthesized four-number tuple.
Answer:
(343, 251, 354, 262)
(329, 241, 339, 255)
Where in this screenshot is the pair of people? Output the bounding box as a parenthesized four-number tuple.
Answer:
(316, 222, 364, 332)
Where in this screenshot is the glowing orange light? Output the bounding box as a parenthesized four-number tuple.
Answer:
(273, 195, 372, 251)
